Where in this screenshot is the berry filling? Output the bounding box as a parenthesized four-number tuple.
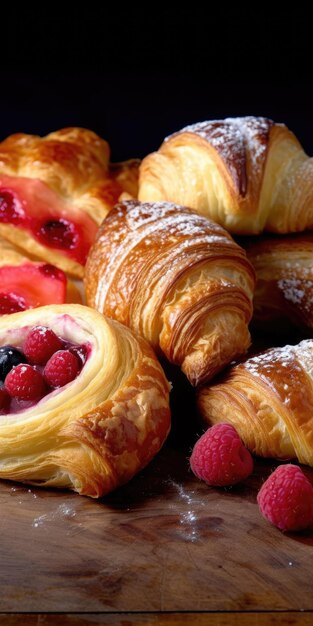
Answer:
(0, 262, 67, 314)
(0, 175, 98, 265)
(0, 292, 27, 314)
(0, 325, 90, 415)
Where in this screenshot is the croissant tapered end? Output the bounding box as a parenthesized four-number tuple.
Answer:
(139, 116, 313, 235)
(85, 200, 255, 386)
(0, 304, 171, 497)
(198, 339, 313, 466)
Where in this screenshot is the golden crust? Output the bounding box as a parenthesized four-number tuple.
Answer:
(243, 232, 313, 330)
(85, 200, 255, 386)
(139, 116, 313, 235)
(0, 304, 171, 497)
(0, 129, 140, 277)
(198, 340, 313, 466)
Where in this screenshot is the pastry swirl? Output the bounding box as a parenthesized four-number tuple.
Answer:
(0, 304, 171, 496)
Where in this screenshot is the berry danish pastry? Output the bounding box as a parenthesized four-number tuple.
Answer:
(0, 304, 171, 497)
(0, 128, 139, 277)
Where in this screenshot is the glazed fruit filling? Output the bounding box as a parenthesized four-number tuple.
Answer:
(0, 175, 99, 264)
(0, 263, 67, 315)
(0, 326, 89, 414)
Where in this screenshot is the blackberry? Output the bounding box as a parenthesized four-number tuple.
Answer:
(0, 345, 27, 382)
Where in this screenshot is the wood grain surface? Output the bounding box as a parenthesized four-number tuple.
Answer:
(0, 365, 313, 623)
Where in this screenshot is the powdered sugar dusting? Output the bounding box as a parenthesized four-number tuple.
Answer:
(167, 117, 273, 196)
(278, 278, 313, 311)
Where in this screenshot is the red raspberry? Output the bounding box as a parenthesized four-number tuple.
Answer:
(23, 326, 63, 365)
(5, 364, 46, 401)
(190, 423, 253, 486)
(44, 350, 80, 388)
(257, 465, 313, 532)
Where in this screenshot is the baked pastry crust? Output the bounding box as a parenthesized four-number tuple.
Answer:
(242, 232, 313, 332)
(139, 116, 313, 235)
(198, 340, 313, 466)
(0, 128, 139, 277)
(85, 200, 255, 386)
(0, 304, 171, 496)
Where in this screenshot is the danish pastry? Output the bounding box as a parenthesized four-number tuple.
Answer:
(242, 232, 313, 332)
(139, 116, 313, 235)
(85, 200, 255, 386)
(0, 304, 171, 496)
(0, 236, 81, 313)
(0, 128, 139, 277)
(198, 339, 313, 466)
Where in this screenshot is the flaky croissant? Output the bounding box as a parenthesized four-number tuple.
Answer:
(0, 128, 139, 277)
(85, 200, 255, 386)
(0, 304, 171, 497)
(242, 233, 313, 332)
(0, 236, 81, 312)
(139, 116, 313, 235)
(198, 340, 313, 466)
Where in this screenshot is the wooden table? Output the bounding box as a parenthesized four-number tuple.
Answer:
(1, 397, 313, 626)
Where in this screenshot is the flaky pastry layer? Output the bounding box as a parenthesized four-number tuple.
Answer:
(85, 200, 255, 385)
(0, 304, 171, 496)
(198, 340, 313, 465)
(139, 116, 313, 235)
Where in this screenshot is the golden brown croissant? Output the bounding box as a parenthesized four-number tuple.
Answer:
(242, 232, 313, 332)
(85, 200, 255, 386)
(0, 236, 81, 312)
(0, 304, 170, 496)
(198, 339, 313, 466)
(139, 116, 313, 235)
(0, 128, 139, 277)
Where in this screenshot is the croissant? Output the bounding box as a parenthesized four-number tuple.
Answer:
(0, 236, 81, 313)
(242, 233, 313, 333)
(139, 116, 313, 235)
(0, 304, 171, 497)
(85, 200, 255, 386)
(198, 339, 313, 466)
(0, 128, 139, 277)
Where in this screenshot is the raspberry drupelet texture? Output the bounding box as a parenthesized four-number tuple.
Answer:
(190, 423, 253, 487)
(5, 364, 46, 401)
(23, 326, 63, 365)
(257, 464, 313, 532)
(44, 349, 80, 387)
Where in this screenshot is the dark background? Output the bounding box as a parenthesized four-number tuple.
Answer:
(1, 7, 312, 160)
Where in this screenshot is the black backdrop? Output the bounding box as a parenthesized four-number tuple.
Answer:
(1, 7, 312, 159)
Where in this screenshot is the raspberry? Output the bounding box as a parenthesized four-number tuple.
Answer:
(23, 326, 63, 365)
(257, 464, 313, 532)
(190, 423, 253, 486)
(44, 350, 80, 387)
(5, 364, 46, 401)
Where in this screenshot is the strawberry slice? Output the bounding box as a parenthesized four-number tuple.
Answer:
(0, 174, 99, 267)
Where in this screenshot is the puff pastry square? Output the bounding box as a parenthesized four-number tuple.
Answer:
(0, 128, 139, 277)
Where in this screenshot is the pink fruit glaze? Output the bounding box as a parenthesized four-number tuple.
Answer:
(0, 174, 99, 265)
